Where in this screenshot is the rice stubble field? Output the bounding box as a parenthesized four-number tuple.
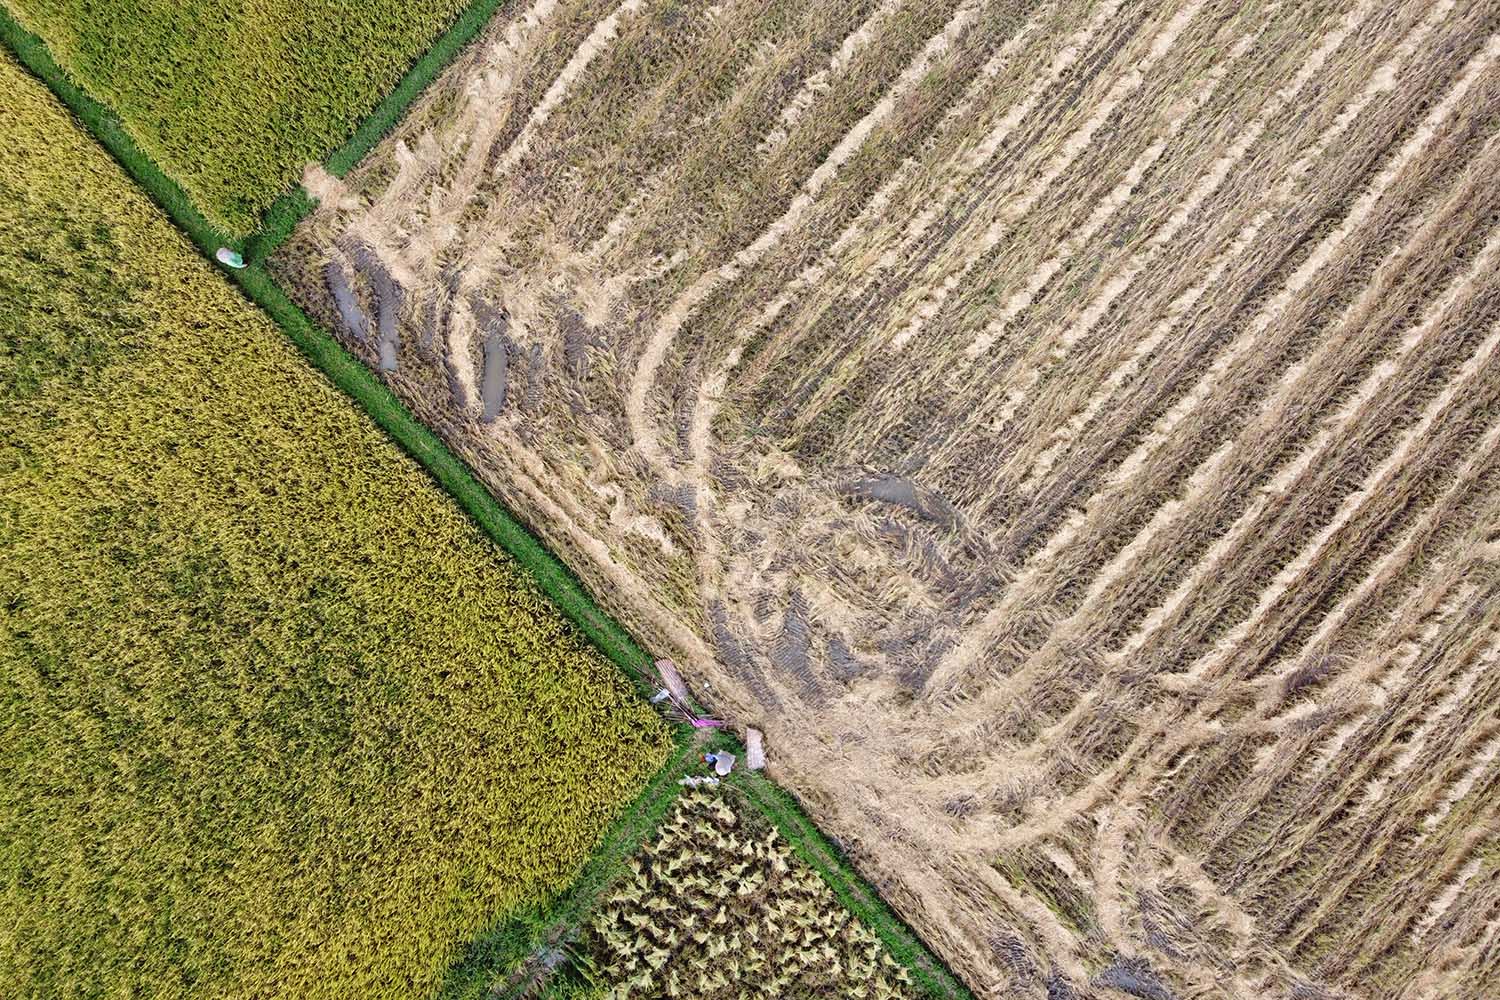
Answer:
(274, 0, 1500, 996)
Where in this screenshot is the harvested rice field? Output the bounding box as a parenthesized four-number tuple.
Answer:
(274, 0, 1500, 996)
(0, 52, 669, 1000)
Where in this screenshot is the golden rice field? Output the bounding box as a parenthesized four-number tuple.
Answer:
(0, 52, 669, 1000)
(274, 0, 1500, 996)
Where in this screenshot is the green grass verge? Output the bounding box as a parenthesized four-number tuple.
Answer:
(325, 0, 507, 178)
(2, 9, 978, 998)
(244, 186, 317, 265)
(442, 728, 977, 1000)
(2, 0, 507, 253)
(242, 268, 661, 688)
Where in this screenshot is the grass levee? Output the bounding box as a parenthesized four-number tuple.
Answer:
(243, 0, 510, 264)
(431, 730, 977, 1000)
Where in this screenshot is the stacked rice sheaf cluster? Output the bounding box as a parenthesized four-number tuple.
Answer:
(582, 789, 915, 1000)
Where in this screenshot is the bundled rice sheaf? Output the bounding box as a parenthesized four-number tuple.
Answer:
(578, 787, 918, 1000)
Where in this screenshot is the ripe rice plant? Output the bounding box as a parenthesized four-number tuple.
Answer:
(576, 787, 916, 1000)
(0, 52, 669, 1000)
(1, 0, 480, 234)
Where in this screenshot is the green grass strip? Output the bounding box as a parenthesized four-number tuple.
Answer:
(325, 0, 506, 178)
(242, 271, 659, 686)
(478, 727, 979, 1000)
(437, 732, 709, 1000)
(243, 186, 316, 264)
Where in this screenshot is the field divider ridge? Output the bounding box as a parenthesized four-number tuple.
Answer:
(436, 730, 702, 999)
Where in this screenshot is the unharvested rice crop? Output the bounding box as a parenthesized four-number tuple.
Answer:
(579, 787, 916, 1000)
(1, 0, 473, 234)
(275, 0, 1500, 996)
(0, 53, 669, 1000)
